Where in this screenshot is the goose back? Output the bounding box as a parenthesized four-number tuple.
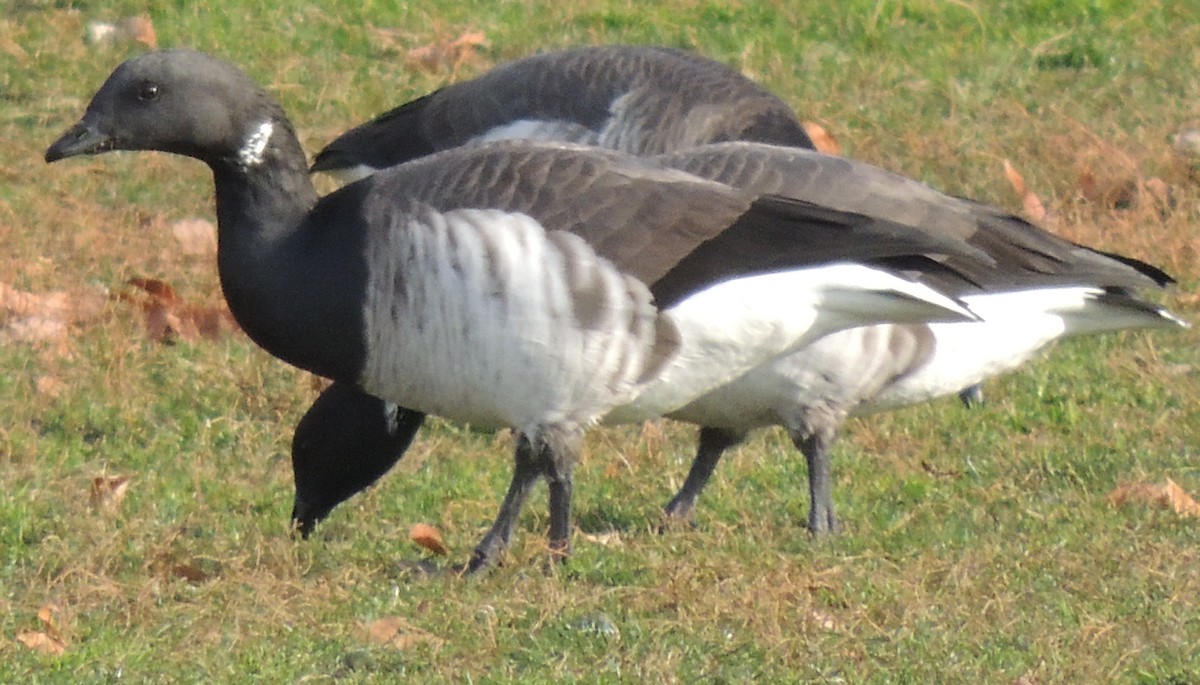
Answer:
(311, 45, 814, 179)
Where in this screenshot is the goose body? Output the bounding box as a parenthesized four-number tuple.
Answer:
(310, 44, 814, 182)
(291, 138, 1186, 536)
(654, 143, 1185, 530)
(47, 50, 990, 569)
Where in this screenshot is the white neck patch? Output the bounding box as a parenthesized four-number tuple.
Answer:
(237, 120, 274, 168)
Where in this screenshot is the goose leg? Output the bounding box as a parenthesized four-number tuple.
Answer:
(795, 427, 841, 534)
(539, 426, 582, 562)
(467, 433, 544, 572)
(957, 384, 985, 408)
(663, 426, 747, 521)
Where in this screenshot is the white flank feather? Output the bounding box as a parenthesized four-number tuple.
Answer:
(605, 263, 977, 423)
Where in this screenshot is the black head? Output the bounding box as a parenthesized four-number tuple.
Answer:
(45, 49, 287, 168)
(291, 383, 426, 538)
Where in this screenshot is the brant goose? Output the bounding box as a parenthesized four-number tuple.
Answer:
(295, 140, 1187, 535)
(310, 44, 815, 183)
(46, 50, 988, 569)
(295, 43, 822, 537)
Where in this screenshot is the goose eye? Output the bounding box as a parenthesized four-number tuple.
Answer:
(137, 83, 160, 101)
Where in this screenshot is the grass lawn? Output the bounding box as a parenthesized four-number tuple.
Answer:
(2, 1, 1198, 682)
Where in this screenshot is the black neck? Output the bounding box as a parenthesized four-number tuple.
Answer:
(209, 138, 370, 383)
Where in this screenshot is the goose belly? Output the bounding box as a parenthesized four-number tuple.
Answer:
(604, 264, 962, 424)
(860, 317, 1065, 413)
(858, 286, 1158, 413)
(666, 324, 932, 430)
(358, 208, 665, 429)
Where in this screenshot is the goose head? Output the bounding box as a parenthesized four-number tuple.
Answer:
(46, 49, 296, 172)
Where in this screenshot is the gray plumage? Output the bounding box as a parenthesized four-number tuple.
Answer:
(311, 45, 814, 179)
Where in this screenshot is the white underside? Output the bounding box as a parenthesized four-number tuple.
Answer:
(669, 286, 1185, 431)
(604, 264, 977, 424)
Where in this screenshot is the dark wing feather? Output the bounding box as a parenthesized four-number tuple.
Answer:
(310, 92, 440, 173)
(312, 46, 813, 175)
(658, 142, 1174, 293)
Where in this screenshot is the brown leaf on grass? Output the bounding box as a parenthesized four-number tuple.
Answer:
(802, 122, 841, 155)
(1, 282, 107, 328)
(1002, 159, 1048, 222)
(86, 16, 157, 49)
(16, 630, 66, 655)
(168, 558, 222, 584)
(1, 316, 69, 346)
(37, 604, 67, 634)
(1109, 478, 1200, 518)
(17, 604, 68, 655)
(0, 282, 96, 357)
(361, 616, 445, 650)
(603, 460, 622, 480)
(920, 460, 962, 479)
(36, 376, 67, 398)
(0, 283, 74, 320)
(1076, 169, 1170, 212)
(0, 21, 29, 61)
(170, 218, 218, 256)
(120, 277, 239, 343)
(409, 523, 449, 556)
(123, 16, 157, 48)
(90, 475, 131, 512)
(405, 30, 488, 73)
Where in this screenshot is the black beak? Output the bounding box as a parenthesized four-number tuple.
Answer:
(45, 120, 111, 163)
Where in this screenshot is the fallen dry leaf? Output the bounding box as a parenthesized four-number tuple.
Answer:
(16, 630, 66, 656)
(86, 16, 157, 49)
(17, 604, 68, 655)
(1002, 159, 1048, 222)
(409, 522, 449, 556)
(405, 30, 488, 74)
(802, 122, 841, 155)
(1, 316, 68, 346)
(1109, 478, 1200, 519)
(90, 475, 131, 512)
(1075, 169, 1167, 211)
(0, 282, 73, 320)
(603, 460, 622, 480)
(35, 376, 67, 398)
(361, 616, 444, 650)
(1, 283, 108, 326)
(168, 558, 223, 584)
(120, 277, 239, 343)
(0, 20, 28, 61)
(170, 218, 218, 256)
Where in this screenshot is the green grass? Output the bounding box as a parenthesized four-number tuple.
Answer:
(3, 1, 1200, 682)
